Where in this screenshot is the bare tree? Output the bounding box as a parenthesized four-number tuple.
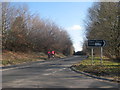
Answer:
(2, 2, 73, 55)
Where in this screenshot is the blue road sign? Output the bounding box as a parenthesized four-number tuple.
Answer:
(88, 40, 105, 47)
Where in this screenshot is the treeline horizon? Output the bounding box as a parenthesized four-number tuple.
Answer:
(2, 3, 74, 55)
(83, 2, 120, 60)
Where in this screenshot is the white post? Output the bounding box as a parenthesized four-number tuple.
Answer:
(100, 47, 103, 64)
(91, 48, 94, 65)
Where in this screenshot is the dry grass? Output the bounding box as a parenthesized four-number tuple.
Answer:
(2, 50, 66, 66)
(2, 50, 47, 66)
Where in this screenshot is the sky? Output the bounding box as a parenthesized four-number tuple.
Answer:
(14, 2, 94, 52)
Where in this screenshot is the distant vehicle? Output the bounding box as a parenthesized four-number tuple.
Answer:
(73, 51, 86, 55)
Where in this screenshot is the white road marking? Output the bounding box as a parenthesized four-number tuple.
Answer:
(2, 56, 74, 71)
(43, 68, 66, 76)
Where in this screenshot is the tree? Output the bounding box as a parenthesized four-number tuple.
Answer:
(84, 2, 120, 60)
(2, 2, 73, 55)
(2, 2, 13, 50)
(8, 16, 28, 51)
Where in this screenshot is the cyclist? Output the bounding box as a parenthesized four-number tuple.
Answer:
(47, 51, 51, 59)
(51, 51, 55, 58)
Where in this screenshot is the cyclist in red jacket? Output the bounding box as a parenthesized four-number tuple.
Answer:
(47, 51, 51, 59)
(51, 51, 55, 58)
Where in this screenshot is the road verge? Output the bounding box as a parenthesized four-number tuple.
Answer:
(70, 66, 120, 83)
(70, 57, 120, 83)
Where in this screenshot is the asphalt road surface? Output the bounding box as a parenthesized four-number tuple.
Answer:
(2, 56, 119, 88)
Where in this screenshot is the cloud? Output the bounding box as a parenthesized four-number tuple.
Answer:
(73, 43, 82, 52)
(66, 25, 82, 30)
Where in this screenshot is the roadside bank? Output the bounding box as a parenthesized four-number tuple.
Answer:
(2, 50, 66, 67)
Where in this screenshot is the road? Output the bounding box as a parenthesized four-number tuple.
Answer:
(2, 56, 119, 88)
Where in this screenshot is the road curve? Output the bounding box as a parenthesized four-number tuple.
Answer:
(2, 56, 119, 88)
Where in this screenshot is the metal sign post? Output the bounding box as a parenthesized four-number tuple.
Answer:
(91, 47, 94, 65)
(100, 47, 103, 64)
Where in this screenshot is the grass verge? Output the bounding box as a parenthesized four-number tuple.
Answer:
(74, 57, 120, 82)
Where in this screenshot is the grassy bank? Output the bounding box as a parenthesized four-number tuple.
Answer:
(2, 50, 66, 66)
(74, 57, 120, 81)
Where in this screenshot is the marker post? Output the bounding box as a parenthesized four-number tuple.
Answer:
(100, 47, 103, 65)
(91, 47, 94, 65)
